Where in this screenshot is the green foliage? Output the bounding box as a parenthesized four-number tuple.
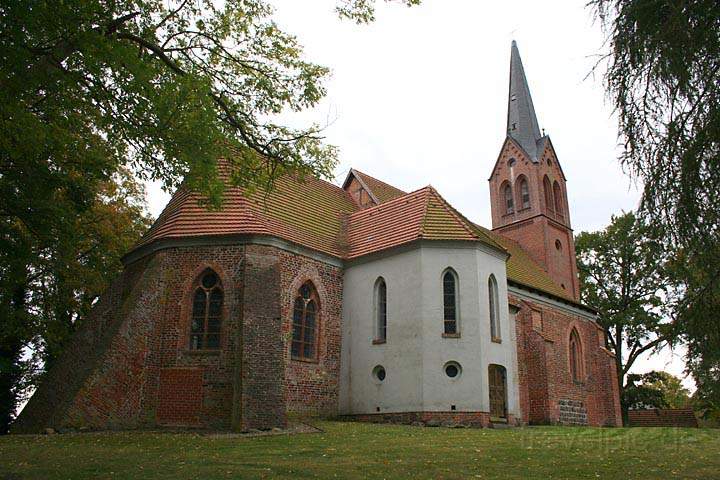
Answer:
(576, 212, 681, 422)
(624, 371, 691, 411)
(336, 0, 421, 24)
(0, 165, 152, 432)
(1, 0, 342, 202)
(590, 0, 720, 416)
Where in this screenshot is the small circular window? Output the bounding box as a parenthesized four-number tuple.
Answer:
(372, 365, 386, 382)
(507, 158, 516, 167)
(555, 239, 562, 251)
(444, 361, 462, 379)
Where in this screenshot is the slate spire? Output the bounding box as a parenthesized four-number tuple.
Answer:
(507, 40, 543, 161)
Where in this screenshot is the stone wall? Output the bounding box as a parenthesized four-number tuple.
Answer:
(345, 411, 521, 428)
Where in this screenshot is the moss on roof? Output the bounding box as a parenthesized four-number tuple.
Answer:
(134, 163, 585, 309)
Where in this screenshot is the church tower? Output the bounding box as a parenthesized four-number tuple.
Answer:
(489, 41, 580, 300)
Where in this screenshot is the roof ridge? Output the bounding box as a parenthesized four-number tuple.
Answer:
(422, 186, 481, 241)
(347, 185, 432, 218)
(417, 186, 434, 239)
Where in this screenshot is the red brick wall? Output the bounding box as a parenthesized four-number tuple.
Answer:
(512, 293, 621, 426)
(279, 250, 344, 417)
(15, 241, 345, 432)
(489, 138, 580, 300)
(157, 368, 204, 426)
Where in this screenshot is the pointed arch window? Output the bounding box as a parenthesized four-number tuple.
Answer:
(442, 269, 459, 335)
(488, 274, 501, 342)
(553, 181, 564, 215)
(292, 282, 320, 361)
(543, 175, 554, 212)
(503, 183, 514, 214)
(374, 277, 387, 343)
(190, 270, 223, 350)
(518, 177, 530, 209)
(569, 328, 583, 382)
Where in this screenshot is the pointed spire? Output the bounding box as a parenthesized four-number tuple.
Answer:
(507, 40, 543, 161)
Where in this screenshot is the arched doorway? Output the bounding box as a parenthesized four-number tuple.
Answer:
(488, 364, 507, 421)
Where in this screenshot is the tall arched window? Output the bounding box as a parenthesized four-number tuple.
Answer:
(518, 176, 530, 209)
(292, 282, 320, 360)
(503, 183, 514, 214)
(488, 274, 500, 342)
(443, 269, 459, 335)
(190, 269, 223, 350)
(543, 175, 554, 212)
(374, 277, 387, 343)
(569, 328, 583, 382)
(553, 181, 564, 215)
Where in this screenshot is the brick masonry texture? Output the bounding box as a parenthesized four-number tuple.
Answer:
(628, 408, 698, 428)
(14, 243, 342, 433)
(511, 293, 622, 427)
(14, 238, 621, 431)
(489, 139, 580, 300)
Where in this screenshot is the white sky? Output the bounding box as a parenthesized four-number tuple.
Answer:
(146, 0, 693, 390)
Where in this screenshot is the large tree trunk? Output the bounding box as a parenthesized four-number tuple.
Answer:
(614, 324, 629, 426)
(0, 336, 24, 434)
(0, 284, 28, 434)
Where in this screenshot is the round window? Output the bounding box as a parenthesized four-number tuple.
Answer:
(372, 365, 386, 382)
(444, 361, 462, 379)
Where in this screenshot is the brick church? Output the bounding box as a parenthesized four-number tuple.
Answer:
(15, 41, 621, 432)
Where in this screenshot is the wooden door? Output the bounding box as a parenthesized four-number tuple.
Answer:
(489, 364, 507, 420)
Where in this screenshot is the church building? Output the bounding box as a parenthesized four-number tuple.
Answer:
(15, 42, 622, 433)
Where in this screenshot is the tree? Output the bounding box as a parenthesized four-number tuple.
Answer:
(0, 0, 419, 432)
(576, 212, 681, 424)
(590, 0, 720, 413)
(0, 168, 152, 433)
(624, 371, 691, 410)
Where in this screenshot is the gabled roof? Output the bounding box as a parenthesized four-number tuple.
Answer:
(342, 168, 408, 204)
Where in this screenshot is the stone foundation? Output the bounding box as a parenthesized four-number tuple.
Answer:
(558, 399, 588, 425)
(344, 411, 521, 428)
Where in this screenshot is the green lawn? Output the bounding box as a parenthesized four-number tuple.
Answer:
(1, 421, 719, 479)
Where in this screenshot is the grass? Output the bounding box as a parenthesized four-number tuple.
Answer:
(1, 421, 719, 479)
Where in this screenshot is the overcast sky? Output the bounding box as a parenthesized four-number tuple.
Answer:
(146, 0, 692, 389)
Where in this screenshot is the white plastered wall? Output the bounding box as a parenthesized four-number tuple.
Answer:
(339, 242, 521, 419)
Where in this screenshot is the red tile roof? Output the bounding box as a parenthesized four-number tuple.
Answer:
(346, 186, 498, 258)
(132, 166, 582, 306)
(136, 172, 358, 258)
